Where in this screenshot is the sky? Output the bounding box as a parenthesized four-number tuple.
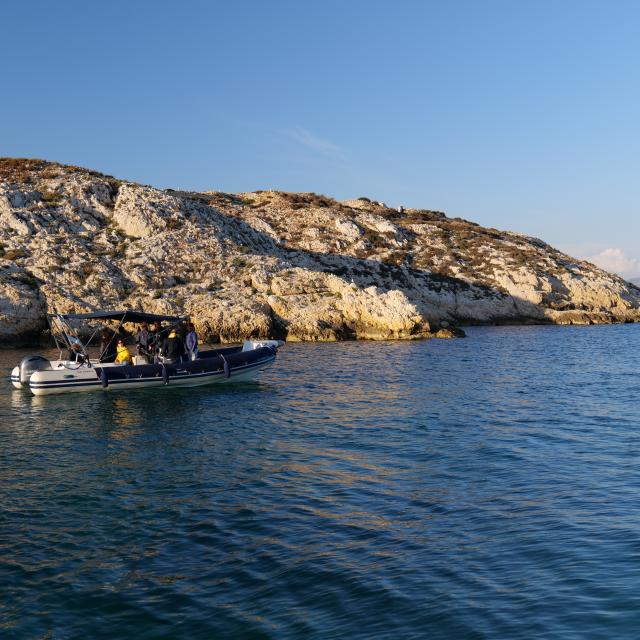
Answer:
(1, 1, 639, 277)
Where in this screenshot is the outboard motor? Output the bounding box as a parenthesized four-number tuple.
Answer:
(19, 355, 52, 385)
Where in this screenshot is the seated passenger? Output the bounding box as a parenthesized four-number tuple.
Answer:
(67, 335, 86, 363)
(115, 339, 133, 365)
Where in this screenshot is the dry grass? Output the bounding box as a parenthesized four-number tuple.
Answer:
(0, 157, 119, 185)
(0, 158, 49, 183)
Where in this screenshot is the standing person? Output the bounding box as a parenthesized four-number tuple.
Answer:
(185, 322, 198, 361)
(99, 328, 117, 363)
(160, 327, 185, 364)
(136, 322, 152, 360)
(178, 319, 188, 345)
(148, 321, 161, 360)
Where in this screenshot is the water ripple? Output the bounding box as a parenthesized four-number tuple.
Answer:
(2, 325, 640, 638)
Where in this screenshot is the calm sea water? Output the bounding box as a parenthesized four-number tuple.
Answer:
(1, 325, 640, 639)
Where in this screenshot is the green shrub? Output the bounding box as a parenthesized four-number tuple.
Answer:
(40, 189, 63, 205)
(41, 166, 61, 179)
(3, 248, 27, 260)
(382, 251, 406, 266)
(362, 227, 383, 247)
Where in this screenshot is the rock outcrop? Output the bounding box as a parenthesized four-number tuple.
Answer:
(1, 157, 639, 345)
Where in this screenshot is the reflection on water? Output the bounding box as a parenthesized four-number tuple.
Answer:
(2, 326, 640, 639)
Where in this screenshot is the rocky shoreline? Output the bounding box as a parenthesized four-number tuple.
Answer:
(1, 158, 639, 346)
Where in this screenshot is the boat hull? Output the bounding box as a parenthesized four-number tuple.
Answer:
(27, 345, 279, 396)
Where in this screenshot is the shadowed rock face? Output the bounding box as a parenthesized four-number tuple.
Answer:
(1, 158, 639, 345)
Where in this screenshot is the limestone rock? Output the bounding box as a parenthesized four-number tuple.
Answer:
(0, 269, 46, 343)
(1, 157, 639, 345)
(112, 184, 171, 238)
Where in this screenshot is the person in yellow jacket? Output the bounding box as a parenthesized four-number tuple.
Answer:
(115, 339, 133, 365)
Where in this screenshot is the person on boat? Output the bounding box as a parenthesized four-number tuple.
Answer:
(67, 335, 86, 363)
(136, 322, 152, 358)
(115, 339, 133, 365)
(178, 319, 189, 344)
(160, 328, 185, 364)
(185, 322, 198, 360)
(148, 321, 162, 356)
(99, 328, 117, 363)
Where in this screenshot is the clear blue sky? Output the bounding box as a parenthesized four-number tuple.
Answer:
(2, 1, 639, 276)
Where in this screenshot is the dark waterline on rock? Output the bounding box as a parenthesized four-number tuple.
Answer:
(2, 325, 640, 638)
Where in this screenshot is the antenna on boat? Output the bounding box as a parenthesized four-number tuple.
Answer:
(46, 311, 67, 360)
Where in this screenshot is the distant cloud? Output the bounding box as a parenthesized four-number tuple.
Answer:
(283, 126, 341, 154)
(587, 247, 640, 278)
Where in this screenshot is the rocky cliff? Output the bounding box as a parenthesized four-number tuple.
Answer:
(1, 158, 639, 345)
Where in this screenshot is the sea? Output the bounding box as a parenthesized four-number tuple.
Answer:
(1, 324, 639, 639)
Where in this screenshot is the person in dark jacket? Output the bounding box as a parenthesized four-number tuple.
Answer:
(161, 328, 185, 363)
(136, 322, 152, 359)
(148, 321, 162, 359)
(177, 319, 188, 344)
(99, 328, 117, 363)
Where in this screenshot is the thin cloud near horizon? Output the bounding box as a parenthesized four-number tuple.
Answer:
(282, 126, 342, 154)
(586, 247, 640, 280)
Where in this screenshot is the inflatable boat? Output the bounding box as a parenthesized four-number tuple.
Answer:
(11, 310, 283, 396)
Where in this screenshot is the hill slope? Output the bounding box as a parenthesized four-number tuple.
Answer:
(1, 158, 639, 344)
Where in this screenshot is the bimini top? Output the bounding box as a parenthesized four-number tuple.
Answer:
(48, 310, 189, 323)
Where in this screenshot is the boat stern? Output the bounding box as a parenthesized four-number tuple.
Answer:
(11, 355, 54, 390)
(10, 366, 22, 389)
(29, 367, 102, 396)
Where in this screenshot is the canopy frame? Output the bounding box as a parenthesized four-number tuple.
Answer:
(48, 310, 188, 323)
(46, 310, 190, 366)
